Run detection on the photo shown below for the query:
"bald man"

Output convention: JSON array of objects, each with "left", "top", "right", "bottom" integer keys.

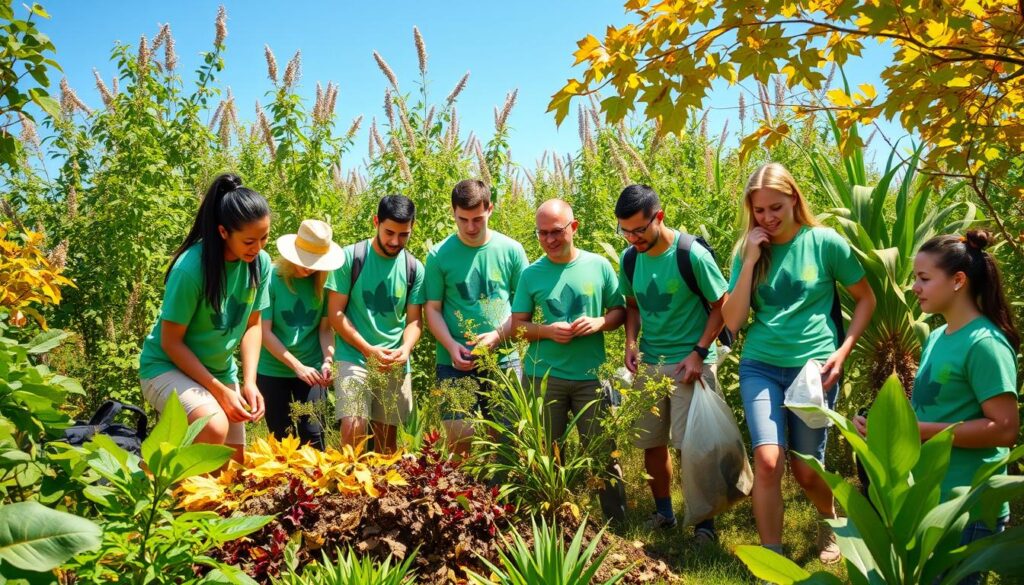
[{"left": 510, "top": 199, "right": 627, "bottom": 523}]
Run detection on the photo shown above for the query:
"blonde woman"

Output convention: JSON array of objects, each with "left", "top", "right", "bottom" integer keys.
[
  {"left": 257, "top": 220, "right": 344, "bottom": 449},
  {"left": 722, "top": 163, "right": 876, "bottom": 562}
]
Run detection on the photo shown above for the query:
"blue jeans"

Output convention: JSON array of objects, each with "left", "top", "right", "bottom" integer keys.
[
  {"left": 949, "top": 515, "right": 1010, "bottom": 585},
  {"left": 738, "top": 358, "right": 839, "bottom": 460},
  {"left": 436, "top": 358, "right": 522, "bottom": 420}
]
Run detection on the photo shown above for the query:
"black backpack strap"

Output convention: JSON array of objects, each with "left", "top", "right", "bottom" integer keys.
[
  {"left": 675, "top": 233, "right": 734, "bottom": 348},
  {"left": 675, "top": 233, "right": 703, "bottom": 301},
  {"left": 830, "top": 284, "right": 846, "bottom": 347},
  {"left": 623, "top": 246, "right": 638, "bottom": 286},
  {"left": 404, "top": 251, "right": 417, "bottom": 309},
  {"left": 350, "top": 239, "right": 369, "bottom": 290},
  {"left": 88, "top": 400, "right": 149, "bottom": 439},
  {"left": 87, "top": 400, "right": 123, "bottom": 426}
]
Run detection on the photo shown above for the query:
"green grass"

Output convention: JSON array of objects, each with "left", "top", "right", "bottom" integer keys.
[{"left": 589, "top": 444, "right": 845, "bottom": 584}]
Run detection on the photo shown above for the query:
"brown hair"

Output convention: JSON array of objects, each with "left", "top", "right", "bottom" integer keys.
[
  {"left": 274, "top": 256, "right": 329, "bottom": 302},
  {"left": 735, "top": 163, "right": 820, "bottom": 291},
  {"left": 918, "top": 229, "right": 1020, "bottom": 351},
  {"left": 451, "top": 179, "right": 491, "bottom": 210}
]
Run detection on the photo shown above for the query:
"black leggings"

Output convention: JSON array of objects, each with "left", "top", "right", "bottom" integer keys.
[{"left": 256, "top": 374, "right": 326, "bottom": 450}]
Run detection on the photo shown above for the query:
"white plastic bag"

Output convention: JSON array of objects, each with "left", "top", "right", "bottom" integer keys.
[
  {"left": 680, "top": 379, "right": 754, "bottom": 526},
  {"left": 783, "top": 359, "right": 831, "bottom": 429}
]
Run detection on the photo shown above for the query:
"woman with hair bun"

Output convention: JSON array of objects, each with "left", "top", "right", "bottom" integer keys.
[
  {"left": 856, "top": 229, "right": 1019, "bottom": 585},
  {"left": 138, "top": 173, "right": 272, "bottom": 462}
]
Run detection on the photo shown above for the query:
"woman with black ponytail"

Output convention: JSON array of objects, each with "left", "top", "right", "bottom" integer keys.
[
  {"left": 139, "top": 173, "right": 272, "bottom": 462},
  {"left": 856, "top": 229, "right": 1019, "bottom": 585}
]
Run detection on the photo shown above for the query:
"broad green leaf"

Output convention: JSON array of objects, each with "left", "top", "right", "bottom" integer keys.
[
  {"left": 205, "top": 515, "right": 274, "bottom": 543},
  {"left": 0, "top": 501, "right": 102, "bottom": 571},
  {"left": 735, "top": 545, "right": 842, "bottom": 584},
  {"left": 167, "top": 443, "right": 233, "bottom": 483},
  {"left": 938, "top": 526, "right": 1024, "bottom": 584},
  {"left": 866, "top": 375, "right": 920, "bottom": 519},
  {"left": 142, "top": 391, "right": 187, "bottom": 463},
  {"left": 24, "top": 330, "right": 70, "bottom": 355},
  {"left": 27, "top": 89, "right": 59, "bottom": 120}
]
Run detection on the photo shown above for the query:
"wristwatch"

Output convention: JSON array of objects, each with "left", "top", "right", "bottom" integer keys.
[{"left": 691, "top": 345, "right": 709, "bottom": 360}]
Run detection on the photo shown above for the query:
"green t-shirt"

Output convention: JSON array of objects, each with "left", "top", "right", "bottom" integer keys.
[
  {"left": 912, "top": 317, "right": 1019, "bottom": 517},
  {"left": 324, "top": 241, "right": 425, "bottom": 370},
  {"left": 511, "top": 250, "right": 624, "bottom": 381},
  {"left": 728, "top": 226, "right": 864, "bottom": 367},
  {"left": 619, "top": 231, "right": 728, "bottom": 365},
  {"left": 139, "top": 244, "right": 272, "bottom": 384},
  {"left": 256, "top": 269, "right": 327, "bottom": 378},
  {"left": 424, "top": 231, "right": 528, "bottom": 366}
]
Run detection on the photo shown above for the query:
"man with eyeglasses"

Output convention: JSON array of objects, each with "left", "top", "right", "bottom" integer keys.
[
  {"left": 615, "top": 184, "right": 730, "bottom": 542},
  {"left": 424, "top": 179, "right": 529, "bottom": 458},
  {"left": 510, "top": 198, "right": 627, "bottom": 522}
]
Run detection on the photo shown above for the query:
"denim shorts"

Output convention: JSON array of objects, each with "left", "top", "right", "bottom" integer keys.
[
  {"left": 436, "top": 358, "right": 522, "bottom": 421},
  {"left": 738, "top": 358, "right": 839, "bottom": 461}
]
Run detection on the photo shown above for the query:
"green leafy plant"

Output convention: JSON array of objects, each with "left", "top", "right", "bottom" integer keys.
[
  {"left": 810, "top": 116, "right": 976, "bottom": 395},
  {"left": 0, "top": 500, "right": 101, "bottom": 576},
  {"left": 466, "top": 516, "right": 629, "bottom": 585},
  {"left": 272, "top": 546, "right": 416, "bottom": 585},
  {"left": 0, "top": 1, "right": 60, "bottom": 173},
  {"left": 64, "top": 392, "right": 273, "bottom": 584},
  {"left": 0, "top": 315, "right": 79, "bottom": 504},
  {"left": 737, "top": 375, "right": 1024, "bottom": 585},
  {"left": 465, "top": 343, "right": 671, "bottom": 518}
]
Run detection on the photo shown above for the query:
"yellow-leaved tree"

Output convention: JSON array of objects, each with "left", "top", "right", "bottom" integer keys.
[{"left": 549, "top": 0, "right": 1024, "bottom": 253}]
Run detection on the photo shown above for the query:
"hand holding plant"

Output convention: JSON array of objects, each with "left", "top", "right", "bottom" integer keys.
[
  {"left": 547, "top": 321, "right": 574, "bottom": 343},
  {"left": 570, "top": 315, "right": 603, "bottom": 337}
]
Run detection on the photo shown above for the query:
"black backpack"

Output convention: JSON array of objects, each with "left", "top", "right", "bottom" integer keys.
[
  {"left": 349, "top": 239, "right": 418, "bottom": 308},
  {"left": 62, "top": 400, "right": 148, "bottom": 456},
  {"left": 622, "top": 232, "right": 735, "bottom": 348}
]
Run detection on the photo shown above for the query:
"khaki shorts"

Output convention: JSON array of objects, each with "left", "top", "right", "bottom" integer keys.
[
  {"left": 333, "top": 361, "right": 413, "bottom": 426},
  {"left": 140, "top": 369, "right": 246, "bottom": 445},
  {"left": 631, "top": 362, "right": 721, "bottom": 450}
]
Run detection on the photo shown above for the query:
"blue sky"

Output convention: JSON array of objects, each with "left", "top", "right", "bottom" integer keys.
[{"left": 35, "top": 1, "right": 907, "bottom": 172}]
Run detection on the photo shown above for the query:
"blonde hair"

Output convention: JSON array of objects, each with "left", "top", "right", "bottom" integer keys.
[
  {"left": 735, "top": 163, "right": 819, "bottom": 291},
  {"left": 274, "top": 256, "right": 329, "bottom": 302}
]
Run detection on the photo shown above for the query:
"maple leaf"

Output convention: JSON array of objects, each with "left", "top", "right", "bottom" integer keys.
[
  {"left": 210, "top": 294, "right": 247, "bottom": 334},
  {"left": 757, "top": 269, "right": 808, "bottom": 311},
  {"left": 362, "top": 280, "right": 400, "bottom": 315},
  {"left": 455, "top": 266, "right": 501, "bottom": 302},
  {"left": 280, "top": 296, "right": 317, "bottom": 328},
  {"left": 635, "top": 279, "right": 672, "bottom": 316},
  {"left": 545, "top": 285, "right": 587, "bottom": 321}
]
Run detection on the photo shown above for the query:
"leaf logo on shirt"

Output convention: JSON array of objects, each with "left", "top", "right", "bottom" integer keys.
[
  {"left": 635, "top": 280, "right": 672, "bottom": 316},
  {"left": 363, "top": 281, "right": 401, "bottom": 316},
  {"left": 456, "top": 266, "right": 502, "bottom": 302},
  {"left": 757, "top": 269, "right": 808, "bottom": 311},
  {"left": 281, "top": 297, "right": 317, "bottom": 328},
  {"left": 546, "top": 285, "right": 587, "bottom": 321},
  {"left": 211, "top": 295, "right": 247, "bottom": 334},
  {"left": 911, "top": 361, "right": 942, "bottom": 410}
]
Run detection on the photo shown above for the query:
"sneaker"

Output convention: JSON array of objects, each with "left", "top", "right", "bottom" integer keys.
[
  {"left": 817, "top": 520, "right": 841, "bottom": 564},
  {"left": 643, "top": 511, "right": 678, "bottom": 530},
  {"left": 693, "top": 519, "right": 718, "bottom": 544}
]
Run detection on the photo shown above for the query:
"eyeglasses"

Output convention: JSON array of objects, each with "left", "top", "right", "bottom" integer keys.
[
  {"left": 535, "top": 223, "right": 572, "bottom": 239},
  {"left": 616, "top": 214, "right": 658, "bottom": 238}
]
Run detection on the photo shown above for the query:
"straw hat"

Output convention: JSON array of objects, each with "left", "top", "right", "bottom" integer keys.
[{"left": 276, "top": 220, "right": 344, "bottom": 271}]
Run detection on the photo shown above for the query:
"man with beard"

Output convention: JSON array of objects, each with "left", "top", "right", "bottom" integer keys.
[
  {"left": 327, "top": 195, "right": 424, "bottom": 453},
  {"left": 510, "top": 199, "right": 627, "bottom": 522},
  {"left": 615, "top": 184, "right": 730, "bottom": 542}
]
